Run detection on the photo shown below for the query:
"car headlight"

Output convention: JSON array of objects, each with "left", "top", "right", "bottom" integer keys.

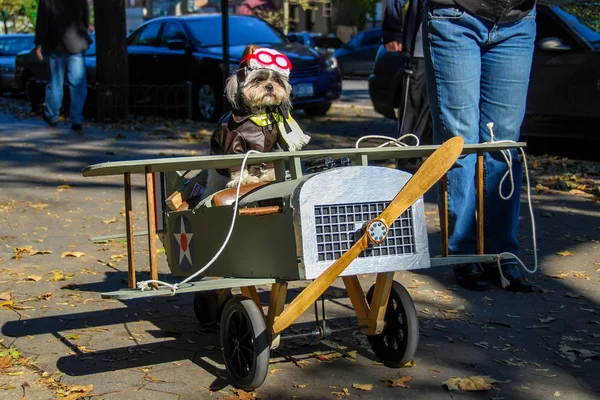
[{"left": 325, "top": 56, "right": 338, "bottom": 70}]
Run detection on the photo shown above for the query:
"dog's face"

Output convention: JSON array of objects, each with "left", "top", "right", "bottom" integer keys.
[{"left": 225, "top": 69, "right": 292, "bottom": 113}]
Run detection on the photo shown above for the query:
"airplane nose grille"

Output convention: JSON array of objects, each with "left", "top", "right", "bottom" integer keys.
[{"left": 314, "top": 201, "right": 416, "bottom": 262}]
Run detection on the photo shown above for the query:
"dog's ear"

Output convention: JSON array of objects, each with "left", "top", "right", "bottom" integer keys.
[
  {"left": 240, "top": 44, "right": 258, "bottom": 69},
  {"left": 225, "top": 74, "right": 239, "bottom": 109}
]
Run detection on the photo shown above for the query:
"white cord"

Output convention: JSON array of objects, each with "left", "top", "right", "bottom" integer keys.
[
  {"left": 137, "top": 150, "right": 262, "bottom": 294},
  {"left": 355, "top": 134, "right": 420, "bottom": 149},
  {"left": 485, "top": 122, "right": 538, "bottom": 287}
]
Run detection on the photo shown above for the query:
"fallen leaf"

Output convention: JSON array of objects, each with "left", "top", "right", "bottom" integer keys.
[
  {"left": 539, "top": 317, "right": 557, "bottom": 323},
  {"left": 443, "top": 376, "right": 500, "bottom": 392},
  {"left": 403, "top": 359, "right": 415, "bottom": 368},
  {"left": 29, "top": 249, "right": 52, "bottom": 256},
  {"left": 0, "top": 355, "right": 14, "bottom": 369},
  {"left": 0, "top": 300, "right": 14, "bottom": 309},
  {"left": 39, "top": 292, "right": 52, "bottom": 300},
  {"left": 556, "top": 250, "right": 573, "bottom": 257},
  {"left": 66, "top": 334, "right": 81, "bottom": 340},
  {"left": 29, "top": 203, "right": 49, "bottom": 210},
  {"left": 144, "top": 375, "right": 166, "bottom": 383},
  {"left": 102, "top": 217, "right": 118, "bottom": 224},
  {"left": 61, "top": 251, "right": 86, "bottom": 258},
  {"left": 352, "top": 383, "right": 373, "bottom": 391},
  {"left": 390, "top": 375, "right": 412, "bottom": 388},
  {"left": 6, "top": 371, "right": 23, "bottom": 376},
  {"left": 0, "top": 292, "right": 11, "bottom": 301},
  {"left": 565, "top": 292, "right": 583, "bottom": 299},
  {"left": 25, "top": 275, "right": 43, "bottom": 282},
  {"left": 548, "top": 272, "right": 569, "bottom": 279},
  {"left": 57, "top": 185, "right": 72, "bottom": 192},
  {"left": 554, "top": 391, "right": 561, "bottom": 397},
  {"left": 294, "top": 384, "right": 307, "bottom": 389}
]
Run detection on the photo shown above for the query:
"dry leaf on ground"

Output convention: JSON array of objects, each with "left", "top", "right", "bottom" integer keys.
[
  {"left": 57, "top": 185, "right": 72, "bottom": 192},
  {"left": 61, "top": 251, "right": 86, "bottom": 258},
  {"left": 0, "top": 292, "right": 11, "bottom": 301},
  {"left": 556, "top": 250, "right": 573, "bottom": 257},
  {"left": 25, "top": 275, "right": 43, "bottom": 282},
  {"left": 29, "top": 249, "right": 52, "bottom": 256},
  {"left": 390, "top": 375, "right": 413, "bottom": 388},
  {"left": 0, "top": 355, "right": 14, "bottom": 369},
  {"left": 443, "top": 376, "right": 500, "bottom": 392},
  {"left": 352, "top": 383, "right": 373, "bottom": 391}
]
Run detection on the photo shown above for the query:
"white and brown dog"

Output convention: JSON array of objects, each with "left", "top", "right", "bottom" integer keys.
[{"left": 209, "top": 44, "right": 310, "bottom": 189}]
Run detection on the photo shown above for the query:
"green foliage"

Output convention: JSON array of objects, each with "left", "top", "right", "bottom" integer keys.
[
  {"left": 0, "top": 0, "right": 37, "bottom": 33},
  {"left": 335, "top": 0, "right": 379, "bottom": 29},
  {"left": 0, "top": 348, "right": 22, "bottom": 360}
]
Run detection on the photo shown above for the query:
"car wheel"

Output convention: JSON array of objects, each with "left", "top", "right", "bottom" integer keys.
[
  {"left": 195, "top": 81, "right": 222, "bottom": 122},
  {"left": 303, "top": 102, "right": 332, "bottom": 117}
]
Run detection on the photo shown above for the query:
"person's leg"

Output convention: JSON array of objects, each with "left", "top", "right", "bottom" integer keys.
[
  {"left": 479, "top": 9, "right": 536, "bottom": 291},
  {"left": 66, "top": 53, "right": 87, "bottom": 128},
  {"left": 44, "top": 52, "right": 67, "bottom": 125},
  {"left": 423, "top": 3, "right": 486, "bottom": 256}
]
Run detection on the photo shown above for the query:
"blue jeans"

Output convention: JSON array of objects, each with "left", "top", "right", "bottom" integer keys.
[
  {"left": 423, "top": 4, "right": 536, "bottom": 257},
  {"left": 45, "top": 52, "right": 87, "bottom": 125}
]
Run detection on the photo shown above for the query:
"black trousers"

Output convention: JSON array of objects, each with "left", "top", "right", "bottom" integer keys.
[{"left": 396, "top": 57, "right": 432, "bottom": 172}]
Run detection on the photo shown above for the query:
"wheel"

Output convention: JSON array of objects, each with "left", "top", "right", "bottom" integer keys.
[
  {"left": 366, "top": 280, "right": 419, "bottom": 367},
  {"left": 303, "top": 101, "right": 332, "bottom": 117},
  {"left": 195, "top": 81, "right": 222, "bottom": 122},
  {"left": 220, "top": 295, "right": 270, "bottom": 390}
]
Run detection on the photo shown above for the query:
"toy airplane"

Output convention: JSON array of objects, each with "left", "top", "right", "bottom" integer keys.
[{"left": 82, "top": 140, "right": 525, "bottom": 390}]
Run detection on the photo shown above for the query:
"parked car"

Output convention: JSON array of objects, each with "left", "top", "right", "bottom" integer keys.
[
  {"left": 0, "top": 33, "right": 35, "bottom": 93},
  {"left": 333, "top": 27, "right": 382, "bottom": 77},
  {"left": 125, "top": 14, "right": 341, "bottom": 120},
  {"left": 18, "top": 15, "right": 342, "bottom": 121},
  {"left": 287, "top": 32, "right": 344, "bottom": 55},
  {"left": 368, "top": 1, "right": 600, "bottom": 139}
]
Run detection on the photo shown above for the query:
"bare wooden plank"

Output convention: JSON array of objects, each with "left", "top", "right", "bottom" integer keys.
[
  {"left": 440, "top": 174, "right": 449, "bottom": 257},
  {"left": 124, "top": 173, "right": 136, "bottom": 289},
  {"left": 266, "top": 283, "right": 288, "bottom": 333},
  {"left": 145, "top": 168, "right": 158, "bottom": 289},
  {"left": 476, "top": 152, "right": 484, "bottom": 255},
  {"left": 366, "top": 272, "right": 393, "bottom": 335},
  {"left": 342, "top": 276, "right": 369, "bottom": 323},
  {"left": 241, "top": 286, "right": 263, "bottom": 314}
]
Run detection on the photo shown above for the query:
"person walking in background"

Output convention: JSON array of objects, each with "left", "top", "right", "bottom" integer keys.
[
  {"left": 34, "top": 0, "right": 92, "bottom": 133},
  {"left": 382, "top": 0, "right": 432, "bottom": 173},
  {"left": 423, "top": 0, "right": 536, "bottom": 291}
]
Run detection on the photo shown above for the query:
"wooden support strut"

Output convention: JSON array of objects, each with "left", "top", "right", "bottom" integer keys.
[
  {"left": 145, "top": 168, "right": 159, "bottom": 289},
  {"left": 124, "top": 173, "right": 136, "bottom": 289},
  {"left": 365, "top": 272, "right": 393, "bottom": 335},
  {"left": 476, "top": 152, "right": 485, "bottom": 254},
  {"left": 440, "top": 174, "right": 449, "bottom": 257},
  {"left": 241, "top": 286, "right": 263, "bottom": 314}
]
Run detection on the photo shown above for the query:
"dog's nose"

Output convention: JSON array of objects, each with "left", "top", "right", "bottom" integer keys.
[{"left": 266, "top": 83, "right": 274, "bottom": 91}]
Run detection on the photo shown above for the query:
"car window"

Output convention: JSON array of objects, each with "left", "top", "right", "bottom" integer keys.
[
  {"left": 186, "top": 16, "right": 288, "bottom": 47},
  {"left": 160, "top": 22, "right": 188, "bottom": 47},
  {"left": 0, "top": 36, "right": 35, "bottom": 55},
  {"left": 130, "top": 22, "right": 162, "bottom": 46},
  {"left": 313, "top": 36, "right": 343, "bottom": 49},
  {"left": 536, "top": 8, "right": 582, "bottom": 51},
  {"left": 553, "top": 3, "right": 600, "bottom": 51},
  {"left": 360, "top": 30, "right": 382, "bottom": 47}
]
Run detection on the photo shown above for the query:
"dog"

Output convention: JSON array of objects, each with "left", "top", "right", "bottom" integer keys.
[{"left": 210, "top": 44, "right": 310, "bottom": 189}]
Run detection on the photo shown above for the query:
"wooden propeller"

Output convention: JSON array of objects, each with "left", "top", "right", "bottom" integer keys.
[{"left": 271, "top": 137, "right": 465, "bottom": 334}]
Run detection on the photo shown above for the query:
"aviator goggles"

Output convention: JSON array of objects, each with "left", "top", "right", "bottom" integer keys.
[{"left": 240, "top": 51, "right": 292, "bottom": 71}]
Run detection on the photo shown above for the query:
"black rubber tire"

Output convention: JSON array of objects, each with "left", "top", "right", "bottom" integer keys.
[
  {"left": 303, "top": 101, "right": 332, "bottom": 117},
  {"left": 220, "top": 295, "right": 270, "bottom": 390},
  {"left": 366, "top": 280, "right": 419, "bottom": 367}
]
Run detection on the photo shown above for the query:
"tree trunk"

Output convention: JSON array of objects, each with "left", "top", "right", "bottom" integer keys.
[
  {"left": 1, "top": 12, "right": 9, "bottom": 34},
  {"left": 93, "top": 0, "right": 129, "bottom": 120}
]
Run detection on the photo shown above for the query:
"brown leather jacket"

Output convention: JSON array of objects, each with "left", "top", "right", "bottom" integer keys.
[{"left": 210, "top": 111, "right": 284, "bottom": 176}]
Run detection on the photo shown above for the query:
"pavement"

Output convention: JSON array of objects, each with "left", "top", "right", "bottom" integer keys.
[{"left": 0, "top": 83, "right": 599, "bottom": 400}]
